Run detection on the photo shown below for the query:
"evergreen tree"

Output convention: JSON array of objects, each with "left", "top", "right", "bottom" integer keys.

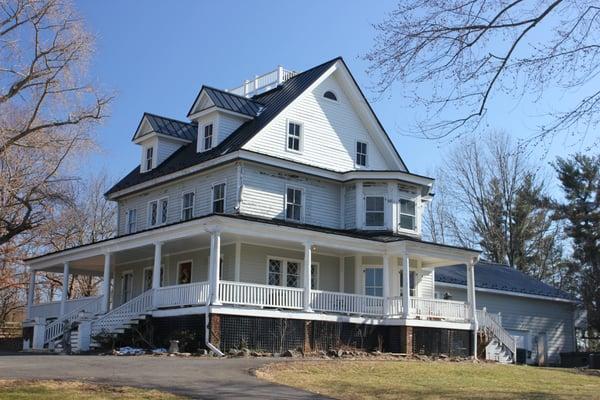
[{"left": 553, "top": 154, "right": 600, "bottom": 332}]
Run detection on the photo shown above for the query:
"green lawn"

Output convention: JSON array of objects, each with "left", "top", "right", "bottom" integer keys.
[
  {"left": 257, "top": 360, "right": 600, "bottom": 400},
  {"left": 0, "top": 380, "right": 184, "bottom": 399}
]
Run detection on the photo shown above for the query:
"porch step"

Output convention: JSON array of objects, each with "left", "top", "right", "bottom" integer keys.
[{"left": 70, "top": 331, "right": 80, "bottom": 354}]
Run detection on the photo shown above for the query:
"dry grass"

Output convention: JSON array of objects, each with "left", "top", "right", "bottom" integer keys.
[
  {"left": 256, "top": 360, "right": 600, "bottom": 400},
  {"left": 0, "top": 379, "right": 184, "bottom": 399}
]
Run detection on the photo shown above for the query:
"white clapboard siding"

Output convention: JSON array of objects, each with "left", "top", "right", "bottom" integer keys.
[
  {"left": 416, "top": 269, "right": 434, "bottom": 299},
  {"left": 195, "top": 111, "right": 247, "bottom": 150},
  {"left": 117, "top": 165, "right": 237, "bottom": 235},
  {"left": 242, "top": 74, "right": 391, "bottom": 172},
  {"left": 344, "top": 184, "right": 356, "bottom": 229},
  {"left": 440, "top": 286, "right": 576, "bottom": 364},
  {"left": 156, "top": 137, "right": 184, "bottom": 165},
  {"left": 240, "top": 164, "right": 341, "bottom": 228}
]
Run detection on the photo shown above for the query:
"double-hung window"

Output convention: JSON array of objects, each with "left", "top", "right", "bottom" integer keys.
[
  {"left": 148, "top": 198, "right": 168, "bottom": 227},
  {"left": 365, "top": 268, "right": 383, "bottom": 297},
  {"left": 204, "top": 123, "right": 213, "bottom": 150},
  {"left": 145, "top": 147, "right": 154, "bottom": 171},
  {"left": 399, "top": 199, "right": 416, "bottom": 230},
  {"left": 126, "top": 209, "right": 137, "bottom": 234},
  {"left": 356, "top": 141, "right": 367, "bottom": 167},
  {"left": 285, "top": 187, "right": 303, "bottom": 222},
  {"left": 287, "top": 122, "right": 301, "bottom": 152},
  {"left": 365, "top": 196, "right": 385, "bottom": 227},
  {"left": 212, "top": 183, "right": 226, "bottom": 213},
  {"left": 182, "top": 192, "right": 194, "bottom": 221}
]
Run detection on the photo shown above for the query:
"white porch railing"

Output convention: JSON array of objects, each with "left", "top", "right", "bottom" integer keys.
[
  {"left": 477, "top": 308, "right": 517, "bottom": 359},
  {"left": 44, "top": 296, "right": 103, "bottom": 345},
  {"left": 219, "top": 280, "right": 304, "bottom": 309},
  {"left": 30, "top": 297, "right": 99, "bottom": 321},
  {"left": 410, "top": 298, "right": 469, "bottom": 321},
  {"left": 155, "top": 282, "right": 210, "bottom": 308},
  {"left": 311, "top": 290, "right": 384, "bottom": 316},
  {"left": 388, "top": 296, "right": 404, "bottom": 316},
  {"left": 228, "top": 67, "right": 297, "bottom": 97},
  {"left": 91, "top": 290, "right": 154, "bottom": 335}
]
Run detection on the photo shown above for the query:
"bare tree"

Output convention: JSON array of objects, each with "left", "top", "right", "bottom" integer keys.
[
  {"left": 365, "top": 0, "right": 600, "bottom": 145},
  {"left": 0, "top": 0, "right": 111, "bottom": 247}
]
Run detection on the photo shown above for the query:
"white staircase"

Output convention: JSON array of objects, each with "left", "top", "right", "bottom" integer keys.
[
  {"left": 477, "top": 309, "right": 516, "bottom": 364},
  {"left": 43, "top": 296, "right": 103, "bottom": 348},
  {"left": 91, "top": 289, "right": 154, "bottom": 338}
]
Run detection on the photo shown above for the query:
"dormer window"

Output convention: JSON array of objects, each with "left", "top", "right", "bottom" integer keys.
[
  {"left": 203, "top": 123, "right": 213, "bottom": 150},
  {"left": 145, "top": 147, "right": 154, "bottom": 171},
  {"left": 323, "top": 91, "right": 337, "bottom": 101}
]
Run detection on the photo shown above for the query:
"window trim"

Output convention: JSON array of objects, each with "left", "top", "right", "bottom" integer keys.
[
  {"left": 364, "top": 195, "right": 386, "bottom": 229},
  {"left": 181, "top": 190, "right": 195, "bottom": 221},
  {"left": 265, "top": 256, "right": 317, "bottom": 288},
  {"left": 323, "top": 90, "right": 338, "bottom": 102},
  {"left": 284, "top": 185, "right": 304, "bottom": 223},
  {"left": 211, "top": 181, "right": 227, "bottom": 214},
  {"left": 355, "top": 140, "right": 368, "bottom": 168},
  {"left": 285, "top": 119, "right": 303, "bottom": 154},
  {"left": 177, "top": 259, "right": 193, "bottom": 285},
  {"left": 148, "top": 196, "right": 169, "bottom": 227},
  {"left": 397, "top": 194, "right": 418, "bottom": 233},
  {"left": 202, "top": 121, "right": 214, "bottom": 151},
  {"left": 363, "top": 266, "right": 384, "bottom": 297},
  {"left": 126, "top": 209, "right": 137, "bottom": 234},
  {"left": 144, "top": 146, "right": 154, "bottom": 172}
]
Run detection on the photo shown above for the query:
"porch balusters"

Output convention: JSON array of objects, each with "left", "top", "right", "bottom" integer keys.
[
  {"left": 402, "top": 255, "right": 410, "bottom": 318},
  {"left": 303, "top": 241, "right": 312, "bottom": 312},
  {"left": 151, "top": 242, "right": 163, "bottom": 308},
  {"left": 101, "top": 252, "right": 112, "bottom": 313},
  {"left": 59, "top": 261, "right": 70, "bottom": 316},
  {"left": 27, "top": 269, "right": 35, "bottom": 320},
  {"left": 209, "top": 231, "right": 222, "bottom": 305}
]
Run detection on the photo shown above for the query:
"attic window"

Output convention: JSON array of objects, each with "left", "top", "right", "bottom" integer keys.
[
  {"left": 145, "top": 147, "right": 154, "bottom": 171},
  {"left": 323, "top": 91, "right": 337, "bottom": 101},
  {"left": 203, "top": 123, "right": 213, "bottom": 150}
]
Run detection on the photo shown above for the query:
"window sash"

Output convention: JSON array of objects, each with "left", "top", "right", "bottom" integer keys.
[
  {"left": 212, "top": 183, "right": 225, "bottom": 213},
  {"left": 178, "top": 262, "right": 192, "bottom": 285},
  {"left": 356, "top": 142, "right": 367, "bottom": 166},
  {"left": 365, "top": 268, "right": 383, "bottom": 297},
  {"left": 146, "top": 147, "right": 153, "bottom": 170},
  {"left": 285, "top": 188, "right": 302, "bottom": 221},
  {"left": 287, "top": 122, "right": 301, "bottom": 151},
  {"left": 182, "top": 192, "right": 194, "bottom": 221},
  {"left": 204, "top": 124, "right": 213, "bottom": 150},
  {"left": 149, "top": 201, "right": 158, "bottom": 226},
  {"left": 286, "top": 262, "right": 300, "bottom": 288},
  {"left": 268, "top": 259, "right": 282, "bottom": 286},
  {"left": 160, "top": 199, "right": 168, "bottom": 224},
  {"left": 127, "top": 209, "right": 137, "bottom": 234},
  {"left": 365, "top": 196, "right": 385, "bottom": 227},
  {"left": 399, "top": 199, "right": 416, "bottom": 230}
]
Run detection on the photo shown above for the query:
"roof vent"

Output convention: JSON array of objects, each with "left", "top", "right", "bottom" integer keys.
[{"left": 227, "top": 66, "right": 296, "bottom": 98}]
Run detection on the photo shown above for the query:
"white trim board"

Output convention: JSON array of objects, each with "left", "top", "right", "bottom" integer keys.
[{"left": 436, "top": 282, "right": 578, "bottom": 304}]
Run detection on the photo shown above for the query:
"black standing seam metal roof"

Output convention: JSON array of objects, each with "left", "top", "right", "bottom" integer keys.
[
  {"left": 197, "top": 86, "right": 264, "bottom": 117},
  {"left": 106, "top": 57, "right": 341, "bottom": 196},
  {"left": 133, "top": 113, "right": 197, "bottom": 142},
  {"left": 435, "top": 261, "right": 576, "bottom": 301}
]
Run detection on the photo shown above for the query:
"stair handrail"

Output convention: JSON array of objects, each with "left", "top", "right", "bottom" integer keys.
[
  {"left": 44, "top": 295, "right": 103, "bottom": 345},
  {"left": 91, "top": 289, "right": 154, "bottom": 335},
  {"left": 477, "top": 308, "right": 517, "bottom": 361}
]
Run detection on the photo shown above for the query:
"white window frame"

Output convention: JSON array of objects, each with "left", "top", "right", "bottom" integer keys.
[
  {"left": 126, "top": 209, "right": 137, "bottom": 234},
  {"left": 181, "top": 190, "right": 195, "bottom": 221},
  {"left": 202, "top": 121, "right": 214, "bottom": 151},
  {"left": 121, "top": 270, "right": 134, "bottom": 303},
  {"left": 364, "top": 266, "right": 383, "bottom": 297},
  {"left": 211, "top": 181, "right": 226, "bottom": 214},
  {"left": 364, "top": 195, "right": 386, "bottom": 229},
  {"left": 144, "top": 146, "right": 154, "bottom": 172},
  {"left": 397, "top": 194, "right": 418, "bottom": 234},
  {"left": 284, "top": 185, "right": 304, "bottom": 222},
  {"left": 177, "top": 259, "right": 193, "bottom": 285},
  {"left": 266, "top": 256, "right": 316, "bottom": 289},
  {"left": 285, "top": 119, "right": 303, "bottom": 154},
  {"left": 148, "top": 196, "right": 169, "bottom": 227},
  {"left": 322, "top": 90, "right": 338, "bottom": 103},
  {"left": 355, "top": 140, "right": 368, "bottom": 168}
]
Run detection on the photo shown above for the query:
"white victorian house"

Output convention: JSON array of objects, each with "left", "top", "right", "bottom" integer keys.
[{"left": 23, "top": 57, "right": 518, "bottom": 360}]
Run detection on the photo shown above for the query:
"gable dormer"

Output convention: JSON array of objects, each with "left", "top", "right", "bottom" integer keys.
[
  {"left": 187, "top": 86, "right": 263, "bottom": 152},
  {"left": 132, "top": 113, "right": 195, "bottom": 173}
]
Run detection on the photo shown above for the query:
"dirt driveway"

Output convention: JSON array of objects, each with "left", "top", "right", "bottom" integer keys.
[{"left": 0, "top": 353, "right": 328, "bottom": 399}]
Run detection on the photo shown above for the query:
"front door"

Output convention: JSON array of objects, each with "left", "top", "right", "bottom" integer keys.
[
  {"left": 364, "top": 267, "right": 383, "bottom": 297},
  {"left": 122, "top": 271, "right": 134, "bottom": 303}
]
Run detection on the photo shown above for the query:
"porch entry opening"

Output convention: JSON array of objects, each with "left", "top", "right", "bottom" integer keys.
[
  {"left": 122, "top": 271, "right": 134, "bottom": 303},
  {"left": 364, "top": 267, "right": 383, "bottom": 297}
]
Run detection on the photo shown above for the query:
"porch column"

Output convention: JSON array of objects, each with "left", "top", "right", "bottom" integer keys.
[
  {"left": 101, "top": 252, "right": 112, "bottom": 313},
  {"left": 466, "top": 258, "right": 478, "bottom": 357},
  {"left": 59, "top": 261, "right": 70, "bottom": 316},
  {"left": 402, "top": 255, "right": 410, "bottom": 318},
  {"left": 209, "top": 231, "right": 222, "bottom": 305},
  {"left": 26, "top": 269, "right": 35, "bottom": 320},
  {"left": 152, "top": 242, "right": 163, "bottom": 307},
  {"left": 382, "top": 254, "right": 391, "bottom": 315},
  {"left": 303, "top": 241, "right": 312, "bottom": 312},
  {"left": 338, "top": 256, "right": 344, "bottom": 293}
]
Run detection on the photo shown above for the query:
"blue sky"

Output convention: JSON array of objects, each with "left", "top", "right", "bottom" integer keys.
[{"left": 77, "top": 1, "right": 596, "bottom": 188}]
